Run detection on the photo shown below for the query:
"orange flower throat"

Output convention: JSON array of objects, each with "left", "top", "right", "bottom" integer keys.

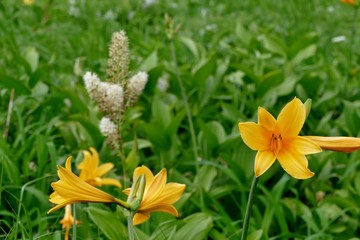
[{"left": 270, "top": 129, "right": 282, "bottom": 155}]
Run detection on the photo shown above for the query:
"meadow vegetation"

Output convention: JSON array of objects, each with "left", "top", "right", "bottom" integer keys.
[{"left": 1, "top": 0, "right": 360, "bottom": 239}]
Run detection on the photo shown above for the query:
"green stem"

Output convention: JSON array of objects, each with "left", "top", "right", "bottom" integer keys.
[
  {"left": 115, "top": 116, "right": 126, "bottom": 188},
  {"left": 118, "top": 149, "right": 127, "bottom": 188},
  {"left": 169, "top": 40, "right": 199, "bottom": 165},
  {"left": 15, "top": 175, "right": 50, "bottom": 238},
  {"left": 115, "top": 197, "right": 131, "bottom": 210},
  {"left": 128, "top": 211, "right": 135, "bottom": 240},
  {"left": 169, "top": 39, "right": 204, "bottom": 209},
  {"left": 241, "top": 175, "right": 259, "bottom": 240},
  {"left": 72, "top": 204, "right": 77, "bottom": 240},
  {"left": 349, "top": 6, "right": 358, "bottom": 68}
]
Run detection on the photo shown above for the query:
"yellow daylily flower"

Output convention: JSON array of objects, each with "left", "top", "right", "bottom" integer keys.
[
  {"left": 124, "top": 166, "right": 186, "bottom": 225},
  {"left": 341, "top": 0, "right": 356, "bottom": 6},
  {"left": 78, "top": 147, "right": 121, "bottom": 188},
  {"left": 60, "top": 205, "right": 79, "bottom": 240},
  {"left": 48, "top": 157, "right": 128, "bottom": 213},
  {"left": 238, "top": 97, "right": 322, "bottom": 179},
  {"left": 304, "top": 136, "right": 360, "bottom": 153},
  {"left": 23, "top": 0, "right": 35, "bottom": 5}
]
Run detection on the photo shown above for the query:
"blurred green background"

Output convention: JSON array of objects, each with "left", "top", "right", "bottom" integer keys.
[{"left": 1, "top": 0, "right": 360, "bottom": 239}]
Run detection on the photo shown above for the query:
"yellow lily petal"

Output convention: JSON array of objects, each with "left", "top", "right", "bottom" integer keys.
[
  {"left": 94, "top": 163, "right": 114, "bottom": 177},
  {"left": 143, "top": 183, "right": 186, "bottom": 209},
  {"left": 304, "top": 136, "right": 360, "bottom": 153},
  {"left": 142, "top": 204, "right": 179, "bottom": 216},
  {"left": 133, "top": 212, "right": 150, "bottom": 225},
  {"left": 48, "top": 164, "right": 118, "bottom": 213},
  {"left": 254, "top": 150, "right": 276, "bottom": 177},
  {"left": 89, "top": 147, "right": 100, "bottom": 161},
  {"left": 60, "top": 204, "right": 79, "bottom": 240},
  {"left": 78, "top": 150, "right": 97, "bottom": 172},
  {"left": 100, "top": 178, "right": 122, "bottom": 188},
  {"left": 277, "top": 148, "right": 314, "bottom": 179},
  {"left": 49, "top": 200, "right": 75, "bottom": 214},
  {"left": 52, "top": 168, "right": 115, "bottom": 202},
  {"left": 239, "top": 123, "right": 272, "bottom": 151},
  {"left": 155, "top": 183, "right": 186, "bottom": 204},
  {"left": 258, "top": 107, "right": 276, "bottom": 130},
  {"left": 127, "top": 166, "right": 185, "bottom": 225},
  {"left": 141, "top": 169, "right": 167, "bottom": 206},
  {"left": 133, "top": 165, "right": 154, "bottom": 190},
  {"left": 77, "top": 148, "right": 121, "bottom": 188},
  {"left": 277, "top": 98, "right": 306, "bottom": 138},
  {"left": 341, "top": 0, "right": 356, "bottom": 6},
  {"left": 49, "top": 192, "right": 64, "bottom": 204},
  {"left": 289, "top": 137, "right": 322, "bottom": 155},
  {"left": 65, "top": 157, "right": 72, "bottom": 171},
  {"left": 123, "top": 188, "right": 131, "bottom": 195}
]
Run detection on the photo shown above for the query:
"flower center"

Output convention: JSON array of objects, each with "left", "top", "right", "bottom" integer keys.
[{"left": 270, "top": 133, "right": 282, "bottom": 155}]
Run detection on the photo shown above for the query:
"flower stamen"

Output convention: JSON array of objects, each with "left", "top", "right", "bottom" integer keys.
[{"left": 270, "top": 133, "right": 282, "bottom": 155}]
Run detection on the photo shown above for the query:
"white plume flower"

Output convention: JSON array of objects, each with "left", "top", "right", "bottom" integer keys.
[
  {"left": 105, "top": 84, "right": 124, "bottom": 113},
  {"left": 99, "top": 117, "right": 118, "bottom": 137},
  {"left": 128, "top": 72, "right": 148, "bottom": 93},
  {"left": 126, "top": 71, "right": 148, "bottom": 107},
  {"left": 128, "top": 71, "right": 147, "bottom": 94},
  {"left": 83, "top": 72, "right": 100, "bottom": 94}
]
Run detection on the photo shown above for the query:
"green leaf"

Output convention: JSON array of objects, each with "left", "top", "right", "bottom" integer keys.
[
  {"left": 59, "top": 88, "right": 89, "bottom": 114},
  {"left": 173, "top": 213, "right": 213, "bottom": 240},
  {"left": 140, "top": 50, "right": 158, "bottom": 72},
  {"left": 206, "top": 121, "right": 226, "bottom": 144},
  {"left": 125, "top": 138, "right": 139, "bottom": 172},
  {"left": 192, "top": 56, "right": 216, "bottom": 88},
  {"left": 167, "top": 108, "right": 186, "bottom": 137},
  {"left": 180, "top": 36, "right": 199, "bottom": 60},
  {"left": 0, "top": 75, "right": 31, "bottom": 94},
  {"left": 70, "top": 115, "right": 103, "bottom": 148},
  {"left": 248, "top": 229, "right": 263, "bottom": 240},
  {"left": 289, "top": 32, "right": 318, "bottom": 58},
  {"left": 24, "top": 186, "right": 50, "bottom": 210},
  {"left": 354, "top": 172, "right": 360, "bottom": 195},
  {"left": 194, "top": 165, "right": 217, "bottom": 192},
  {"left": 337, "top": 100, "right": 360, "bottom": 135},
  {"left": 149, "top": 220, "right": 177, "bottom": 240},
  {"left": 24, "top": 47, "right": 39, "bottom": 73},
  {"left": 261, "top": 35, "right": 287, "bottom": 57},
  {"left": 263, "top": 75, "right": 299, "bottom": 103},
  {"left": 0, "top": 151, "right": 20, "bottom": 185},
  {"left": 142, "top": 123, "right": 171, "bottom": 151},
  {"left": 86, "top": 207, "right": 127, "bottom": 240},
  {"left": 152, "top": 96, "right": 171, "bottom": 127},
  {"left": 199, "top": 59, "right": 227, "bottom": 108},
  {"left": 235, "top": 22, "right": 251, "bottom": 46},
  {"left": 290, "top": 44, "right": 316, "bottom": 66}
]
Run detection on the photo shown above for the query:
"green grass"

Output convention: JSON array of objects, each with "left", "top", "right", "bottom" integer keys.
[{"left": 1, "top": 0, "right": 360, "bottom": 239}]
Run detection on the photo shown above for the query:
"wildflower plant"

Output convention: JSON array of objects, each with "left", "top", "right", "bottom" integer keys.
[
  {"left": 239, "top": 98, "right": 322, "bottom": 179},
  {"left": 123, "top": 166, "right": 186, "bottom": 225},
  {"left": 49, "top": 157, "right": 185, "bottom": 239},
  {"left": 83, "top": 30, "right": 148, "bottom": 164},
  {"left": 341, "top": 0, "right": 357, "bottom": 6},
  {"left": 238, "top": 97, "right": 360, "bottom": 239},
  {"left": 48, "top": 30, "right": 185, "bottom": 240}
]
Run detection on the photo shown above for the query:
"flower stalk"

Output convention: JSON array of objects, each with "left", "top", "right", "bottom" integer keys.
[
  {"left": 72, "top": 205, "right": 77, "bottom": 240},
  {"left": 349, "top": 6, "right": 359, "bottom": 67},
  {"left": 128, "top": 211, "right": 136, "bottom": 240},
  {"left": 241, "top": 175, "right": 259, "bottom": 240}
]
